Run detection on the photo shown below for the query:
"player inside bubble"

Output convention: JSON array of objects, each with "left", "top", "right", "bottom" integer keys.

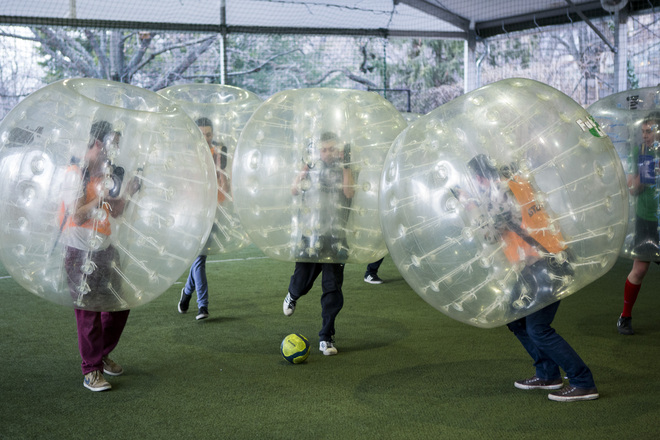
[
  {"left": 0, "top": 78, "right": 219, "bottom": 313},
  {"left": 58, "top": 120, "right": 141, "bottom": 310},
  {"left": 291, "top": 131, "right": 355, "bottom": 261},
  {"left": 462, "top": 154, "right": 574, "bottom": 313},
  {"left": 628, "top": 111, "right": 660, "bottom": 258}
]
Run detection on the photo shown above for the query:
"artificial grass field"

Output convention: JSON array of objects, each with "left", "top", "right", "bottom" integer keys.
[{"left": 1, "top": 245, "right": 659, "bottom": 439}]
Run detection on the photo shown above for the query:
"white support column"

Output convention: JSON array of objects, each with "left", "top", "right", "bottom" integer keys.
[
  {"left": 219, "top": 34, "right": 227, "bottom": 85},
  {"left": 464, "top": 25, "right": 477, "bottom": 93},
  {"left": 613, "top": 8, "right": 628, "bottom": 93},
  {"left": 219, "top": 0, "right": 228, "bottom": 85}
]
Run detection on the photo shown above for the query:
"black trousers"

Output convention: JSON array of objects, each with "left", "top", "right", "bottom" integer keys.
[
  {"left": 365, "top": 257, "right": 384, "bottom": 276},
  {"left": 288, "top": 262, "right": 344, "bottom": 341}
]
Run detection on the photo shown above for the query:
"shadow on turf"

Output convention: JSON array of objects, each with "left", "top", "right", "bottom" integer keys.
[{"left": 353, "top": 359, "right": 660, "bottom": 432}]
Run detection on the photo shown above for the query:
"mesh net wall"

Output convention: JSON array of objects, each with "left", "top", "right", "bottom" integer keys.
[
  {"left": 477, "top": 11, "right": 660, "bottom": 106},
  {"left": 0, "top": 1, "right": 659, "bottom": 119}
]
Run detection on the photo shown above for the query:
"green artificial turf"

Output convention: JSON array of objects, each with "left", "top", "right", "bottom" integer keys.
[{"left": 1, "top": 246, "right": 659, "bottom": 439}]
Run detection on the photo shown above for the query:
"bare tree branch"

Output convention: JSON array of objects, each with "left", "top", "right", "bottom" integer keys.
[
  {"left": 58, "top": 28, "right": 102, "bottom": 76},
  {"left": 228, "top": 48, "right": 304, "bottom": 76},
  {"left": 133, "top": 34, "right": 216, "bottom": 73},
  {"left": 302, "top": 68, "right": 379, "bottom": 88},
  {"left": 29, "top": 31, "right": 90, "bottom": 78},
  {"left": 109, "top": 30, "right": 126, "bottom": 81},
  {"left": 0, "top": 31, "right": 39, "bottom": 42},
  {"left": 344, "top": 70, "right": 379, "bottom": 88},
  {"left": 84, "top": 29, "right": 111, "bottom": 78},
  {"left": 303, "top": 69, "right": 343, "bottom": 85},
  {"left": 123, "top": 32, "right": 154, "bottom": 82},
  {"left": 31, "top": 27, "right": 100, "bottom": 78},
  {"left": 149, "top": 35, "right": 217, "bottom": 90}
]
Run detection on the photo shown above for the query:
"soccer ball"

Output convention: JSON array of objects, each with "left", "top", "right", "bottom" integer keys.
[{"left": 280, "top": 333, "right": 310, "bottom": 364}]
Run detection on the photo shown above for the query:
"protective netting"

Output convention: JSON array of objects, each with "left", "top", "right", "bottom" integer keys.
[{"left": 0, "top": 1, "right": 659, "bottom": 118}]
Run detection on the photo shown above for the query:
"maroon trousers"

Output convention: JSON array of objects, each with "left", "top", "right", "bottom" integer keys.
[
  {"left": 66, "top": 245, "right": 130, "bottom": 374},
  {"left": 75, "top": 309, "right": 130, "bottom": 374}
]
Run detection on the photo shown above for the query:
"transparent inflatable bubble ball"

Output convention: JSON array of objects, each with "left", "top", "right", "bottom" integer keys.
[
  {"left": 159, "top": 84, "right": 263, "bottom": 255},
  {"left": 233, "top": 87, "right": 407, "bottom": 264},
  {"left": 588, "top": 86, "right": 660, "bottom": 262},
  {"left": 0, "top": 78, "right": 217, "bottom": 311},
  {"left": 380, "top": 78, "right": 628, "bottom": 328}
]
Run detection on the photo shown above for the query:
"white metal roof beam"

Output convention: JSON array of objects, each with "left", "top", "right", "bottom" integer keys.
[
  {"left": 0, "top": 16, "right": 466, "bottom": 39},
  {"left": 475, "top": 0, "right": 604, "bottom": 37},
  {"left": 565, "top": 0, "right": 616, "bottom": 52},
  {"left": 396, "top": 0, "right": 471, "bottom": 32}
]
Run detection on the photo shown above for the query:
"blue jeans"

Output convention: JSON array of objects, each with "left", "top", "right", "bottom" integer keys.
[
  {"left": 184, "top": 255, "right": 208, "bottom": 308},
  {"left": 507, "top": 301, "right": 596, "bottom": 389}
]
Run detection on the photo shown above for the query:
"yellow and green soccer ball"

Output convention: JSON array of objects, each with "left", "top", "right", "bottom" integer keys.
[{"left": 280, "top": 333, "right": 310, "bottom": 364}]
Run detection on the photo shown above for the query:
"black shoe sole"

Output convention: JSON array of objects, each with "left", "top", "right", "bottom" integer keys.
[{"left": 515, "top": 382, "right": 563, "bottom": 390}]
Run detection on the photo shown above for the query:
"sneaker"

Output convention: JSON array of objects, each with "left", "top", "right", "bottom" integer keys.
[
  {"left": 364, "top": 274, "right": 383, "bottom": 284},
  {"left": 83, "top": 370, "right": 111, "bottom": 392},
  {"left": 617, "top": 315, "right": 634, "bottom": 335},
  {"left": 514, "top": 375, "right": 563, "bottom": 390},
  {"left": 102, "top": 356, "right": 123, "bottom": 376},
  {"left": 196, "top": 306, "right": 209, "bottom": 320},
  {"left": 178, "top": 288, "right": 191, "bottom": 314},
  {"left": 283, "top": 292, "right": 296, "bottom": 316},
  {"left": 548, "top": 385, "right": 599, "bottom": 402},
  {"left": 319, "top": 340, "right": 338, "bottom": 356}
]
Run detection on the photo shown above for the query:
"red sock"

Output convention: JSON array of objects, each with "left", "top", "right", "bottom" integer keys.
[{"left": 622, "top": 279, "right": 641, "bottom": 318}]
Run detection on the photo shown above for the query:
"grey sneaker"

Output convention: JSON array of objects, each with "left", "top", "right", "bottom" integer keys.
[
  {"left": 102, "top": 356, "right": 123, "bottom": 376},
  {"left": 283, "top": 292, "right": 296, "bottom": 316},
  {"left": 548, "top": 385, "right": 599, "bottom": 402},
  {"left": 83, "top": 370, "right": 111, "bottom": 392},
  {"left": 196, "top": 306, "right": 209, "bottom": 320},
  {"left": 319, "top": 340, "right": 338, "bottom": 356},
  {"left": 178, "top": 288, "right": 191, "bottom": 314},
  {"left": 514, "top": 375, "right": 563, "bottom": 390},
  {"left": 617, "top": 316, "right": 634, "bottom": 335},
  {"left": 364, "top": 274, "right": 383, "bottom": 284}
]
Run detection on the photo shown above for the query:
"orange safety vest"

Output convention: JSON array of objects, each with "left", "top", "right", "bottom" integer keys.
[
  {"left": 59, "top": 165, "right": 112, "bottom": 236},
  {"left": 501, "top": 175, "right": 566, "bottom": 263}
]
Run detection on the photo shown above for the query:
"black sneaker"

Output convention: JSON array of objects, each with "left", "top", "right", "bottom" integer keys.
[
  {"left": 548, "top": 385, "right": 599, "bottom": 402},
  {"left": 364, "top": 274, "right": 383, "bottom": 284},
  {"left": 514, "top": 375, "right": 563, "bottom": 390},
  {"left": 196, "top": 306, "right": 209, "bottom": 320},
  {"left": 178, "top": 288, "right": 191, "bottom": 314},
  {"left": 617, "top": 316, "right": 634, "bottom": 335}
]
